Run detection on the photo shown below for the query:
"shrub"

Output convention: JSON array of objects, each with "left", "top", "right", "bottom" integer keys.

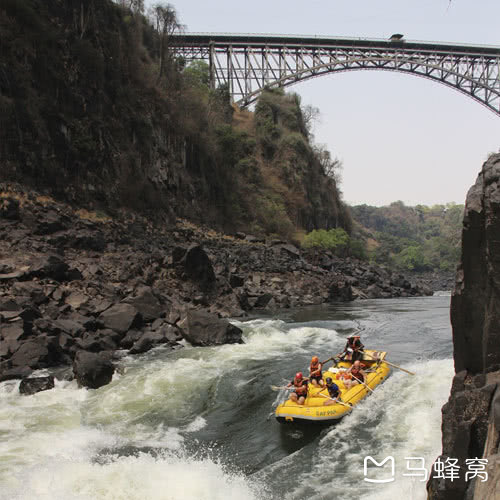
[{"left": 302, "top": 228, "right": 350, "bottom": 256}]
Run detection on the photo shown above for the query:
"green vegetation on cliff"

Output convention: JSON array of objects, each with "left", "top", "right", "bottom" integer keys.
[
  {"left": 0, "top": 0, "right": 350, "bottom": 239},
  {"left": 350, "top": 201, "right": 463, "bottom": 272}
]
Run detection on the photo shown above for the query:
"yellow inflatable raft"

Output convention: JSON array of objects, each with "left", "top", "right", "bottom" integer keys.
[{"left": 275, "top": 350, "right": 390, "bottom": 424}]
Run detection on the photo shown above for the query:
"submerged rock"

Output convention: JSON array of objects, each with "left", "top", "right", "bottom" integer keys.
[
  {"left": 178, "top": 310, "right": 243, "bottom": 347},
  {"left": 19, "top": 375, "right": 55, "bottom": 395},
  {"left": 72, "top": 351, "right": 114, "bottom": 389}
]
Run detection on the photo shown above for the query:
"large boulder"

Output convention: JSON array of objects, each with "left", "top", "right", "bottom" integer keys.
[
  {"left": 0, "top": 322, "right": 27, "bottom": 359},
  {"left": 19, "top": 375, "right": 55, "bottom": 395},
  {"left": 179, "top": 310, "right": 243, "bottom": 347},
  {"left": 28, "top": 255, "right": 70, "bottom": 282},
  {"left": 122, "top": 286, "right": 164, "bottom": 322},
  {"left": 98, "top": 303, "right": 141, "bottom": 334},
  {"left": 183, "top": 245, "right": 216, "bottom": 291},
  {"left": 9, "top": 335, "right": 61, "bottom": 369},
  {"left": 72, "top": 351, "right": 114, "bottom": 389},
  {"left": 0, "top": 196, "right": 20, "bottom": 220}
]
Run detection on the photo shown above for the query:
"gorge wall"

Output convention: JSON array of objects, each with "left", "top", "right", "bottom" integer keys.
[
  {"left": 427, "top": 153, "right": 500, "bottom": 499},
  {"left": 0, "top": 0, "right": 349, "bottom": 238}
]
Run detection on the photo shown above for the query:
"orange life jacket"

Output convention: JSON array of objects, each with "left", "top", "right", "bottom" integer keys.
[
  {"left": 309, "top": 361, "right": 322, "bottom": 378},
  {"left": 293, "top": 379, "right": 308, "bottom": 396}
]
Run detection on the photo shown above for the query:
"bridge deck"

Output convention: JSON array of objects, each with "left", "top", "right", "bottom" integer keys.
[{"left": 173, "top": 33, "right": 500, "bottom": 57}]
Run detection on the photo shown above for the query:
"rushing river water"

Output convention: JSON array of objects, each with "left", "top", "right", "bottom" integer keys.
[{"left": 0, "top": 295, "right": 454, "bottom": 500}]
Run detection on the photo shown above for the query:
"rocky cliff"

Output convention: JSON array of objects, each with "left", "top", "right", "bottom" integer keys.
[
  {"left": 0, "top": 0, "right": 349, "bottom": 238},
  {"left": 427, "top": 153, "right": 500, "bottom": 499},
  {"left": 0, "top": 183, "right": 431, "bottom": 388}
]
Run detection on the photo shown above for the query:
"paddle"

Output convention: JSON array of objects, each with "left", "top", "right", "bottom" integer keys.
[
  {"left": 361, "top": 350, "right": 415, "bottom": 376},
  {"left": 271, "top": 376, "right": 310, "bottom": 392},
  {"left": 316, "top": 392, "right": 352, "bottom": 409},
  {"left": 321, "top": 353, "right": 343, "bottom": 366},
  {"left": 352, "top": 375, "right": 375, "bottom": 393}
]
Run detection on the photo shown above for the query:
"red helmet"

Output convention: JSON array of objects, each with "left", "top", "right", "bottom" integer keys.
[
  {"left": 295, "top": 372, "right": 303, "bottom": 380},
  {"left": 311, "top": 356, "right": 319, "bottom": 364}
]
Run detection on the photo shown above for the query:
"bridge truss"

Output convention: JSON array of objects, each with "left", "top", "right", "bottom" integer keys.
[{"left": 172, "top": 34, "right": 500, "bottom": 115}]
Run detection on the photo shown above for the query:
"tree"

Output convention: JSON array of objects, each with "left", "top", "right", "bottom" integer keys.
[
  {"left": 313, "top": 144, "right": 343, "bottom": 186},
  {"left": 148, "top": 2, "right": 183, "bottom": 81},
  {"left": 115, "top": 0, "right": 144, "bottom": 14}
]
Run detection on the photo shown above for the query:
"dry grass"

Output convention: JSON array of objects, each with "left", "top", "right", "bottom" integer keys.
[
  {"left": 232, "top": 105, "right": 255, "bottom": 134},
  {"left": 0, "top": 191, "right": 28, "bottom": 206},
  {"left": 35, "top": 195, "right": 55, "bottom": 206},
  {"left": 76, "top": 209, "right": 112, "bottom": 223},
  {"left": 366, "top": 237, "right": 380, "bottom": 251}
]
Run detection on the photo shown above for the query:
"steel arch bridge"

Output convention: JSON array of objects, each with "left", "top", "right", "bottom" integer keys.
[{"left": 172, "top": 33, "right": 500, "bottom": 115}]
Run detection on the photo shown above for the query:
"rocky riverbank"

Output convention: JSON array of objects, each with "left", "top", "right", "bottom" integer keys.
[
  {"left": 427, "top": 153, "right": 500, "bottom": 500},
  {"left": 0, "top": 184, "right": 433, "bottom": 390}
]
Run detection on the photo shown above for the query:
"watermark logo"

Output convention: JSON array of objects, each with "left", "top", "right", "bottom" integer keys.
[
  {"left": 363, "top": 456, "right": 488, "bottom": 483},
  {"left": 363, "top": 456, "right": 395, "bottom": 483}
]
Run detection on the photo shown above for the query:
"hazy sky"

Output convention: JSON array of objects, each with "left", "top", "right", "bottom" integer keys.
[{"left": 150, "top": 0, "right": 500, "bottom": 206}]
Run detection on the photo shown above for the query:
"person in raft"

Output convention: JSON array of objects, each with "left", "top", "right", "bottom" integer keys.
[
  {"left": 343, "top": 360, "right": 367, "bottom": 390},
  {"left": 323, "top": 377, "right": 341, "bottom": 406},
  {"left": 309, "top": 355, "right": 324, "bottom": 387},
  {"left": 341, "top": 335, "right": 365, "bottom": 362},
  {"left": 287, "top": 372, "right": 309, "bottom": 405}
]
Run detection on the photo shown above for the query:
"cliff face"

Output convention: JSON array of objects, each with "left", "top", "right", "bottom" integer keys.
[
  {"left": 0, "top": 0, "right": 349, "bottom": 237},
  {"left": 427, "top": 153, "right": 500, "bottom": 500}
]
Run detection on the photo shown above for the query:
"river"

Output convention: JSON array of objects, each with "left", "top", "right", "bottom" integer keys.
[{"left": 0, "top": 295, "right": 453, "bottom": 500}]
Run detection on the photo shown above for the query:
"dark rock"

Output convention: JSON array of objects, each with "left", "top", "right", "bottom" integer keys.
[
  {"left": 18, "top": 306, "right": 42, "bottom": 324},
  {"left": 229, "top": 273, "right": 245, "bottom": 288},
  {"left": 179, "top": 310, "right": 243, "bottom": 346},
  {"left": 120, "top": 329, "right": 143, "bottom": 349},
  {"left": 254, "top": 293, "right": 273, "bottom": 308},
  {"left": 0, "top": 197, "right": 20, "bottom": 220},
  {"left": 158, "top": 324, "right": 182, "bottom": 342},
  {"left": 98, "top": 303, "right": 141, "bottom": 334},
  {"left": 34, "top": 210, "right": 67, "bottom": 235},
  {"left": 0, "top": 366, "right": 33, "bottom": 382},
  {"left": 183, "top": 245, "right": 216, "bottom": 291},
  {"left": 279, "top": 244, "right": 301, "bottom": 258},
  {"left": 0, "top": 298, "right": 21, "bottom": 311},
  {"left": 427, "top": 154, "right": 500, "bottom": 500},
  {"left": 10, "top": 336, "right": 61, "bottom": 369},
  {"left": 73, "top": 350, "right": 115, "bottom": 389},
  {"left": 0, "top": 323, "right": 26, "bottom": 358},
  {"left": 329, "top": 281, "right": 354, "bottom": 302},
  {"left": 69, "top": 230, "right": 106, "bottom": 252},
  {"left": 172, "top": 246, "right": 187, "bottom": 264},
  {"left": 123, "top": 286, "right": 163, "bottom": 322},
  {"left": 66, "top": 267, "right": 83, "bottom": 281},
  {"left": 28, "top": 255, "right": 70, "bottom": 282},
  {"left": 129, "top": 331, "right": 171, "bottom": 354},
  {"left": 77, "top": 330, "right": 118, "bottom": 352},
  {"left": 19, "top": 375, "right": 55, "bottom": 395}
]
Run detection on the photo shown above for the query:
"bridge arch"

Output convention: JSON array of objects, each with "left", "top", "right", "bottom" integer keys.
[{"left": 173, "top": 34, "right": 500, "bottom": 116}]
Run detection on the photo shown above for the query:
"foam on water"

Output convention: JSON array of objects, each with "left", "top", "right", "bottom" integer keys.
[
  {"left": 0, "top": 312, "right": 451, "bottom": 500},
  {"left": 1, "top": 451, "right": 264, "bottom": 500},
  {"left": 2, "top": 318, "right": 326, "bottom": 500}
]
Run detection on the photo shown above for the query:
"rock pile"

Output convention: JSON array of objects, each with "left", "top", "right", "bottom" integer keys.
[{"left": 0, "top": 185, "right": 432, "bottom": 391}]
